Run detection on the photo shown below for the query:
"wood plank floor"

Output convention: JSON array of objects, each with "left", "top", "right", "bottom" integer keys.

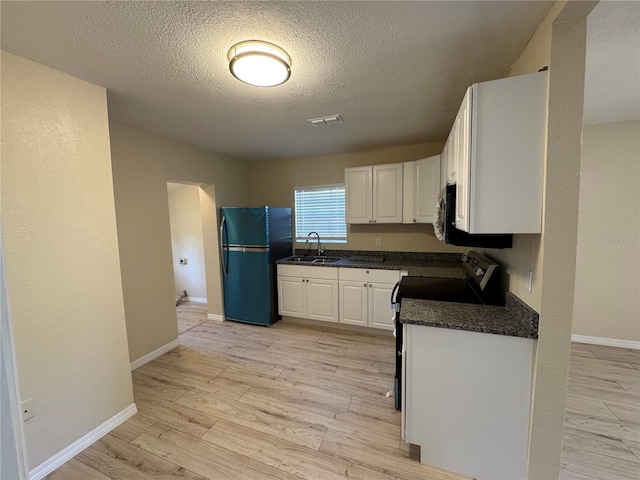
[
  {"left": 45, "top": 303, "right": 640, "bottom": 480},
  {"left": 560, "top": 342, "right": 640, "bottom": 480}
]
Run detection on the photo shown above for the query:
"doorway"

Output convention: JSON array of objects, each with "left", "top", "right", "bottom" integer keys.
[
  {"left": 166, "top": 182, "right": 224, "bottom": 334},
  {"left": 1, "top": 241, "right": 29, "bottom": 479}
]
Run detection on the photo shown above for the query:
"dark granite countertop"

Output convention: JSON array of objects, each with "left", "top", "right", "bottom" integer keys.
[
  {"left": 276, "top": 250, "right": 466, "bottom": 279},
  {"left": 400, "top": 292, "right": 539, "bottom": 339}
]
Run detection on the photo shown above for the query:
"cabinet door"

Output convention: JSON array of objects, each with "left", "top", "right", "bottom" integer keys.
[
  {"left": 455, "top": 87, "right": 472, "bottom": 232},
  {"left": 372, "top": 164, "right": 403, "bottom": 223},
  {"left": 278, "top": 276, "right": 306, "bottom": 318},
  {"left": 339, "top": 281, "right": 368, "bottom": 326},
  {"left": 414, "top": 155, "right": 441, "bottom": 224},
  {"left": 306, "top": 278, "right": 339, "bottom": 323},
  {"left": 345, "top": 167, "right": 372, "bottom": 224},
  {"left": 402, "top": 161, "right": 415, "bottom": 224},
  {"left": 446, "top": 132, "right": 456, "bottom": 185},
  {"left": 368, "top": 282, "right": 395, "bottom": 330},
  {"left": 440, "top": 145, "right": 449, "bottom": 190}
]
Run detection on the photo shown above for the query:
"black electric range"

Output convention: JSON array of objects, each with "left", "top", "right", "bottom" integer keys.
[{"left": 391, "top": 250, "right": 501, "bottom": 410}]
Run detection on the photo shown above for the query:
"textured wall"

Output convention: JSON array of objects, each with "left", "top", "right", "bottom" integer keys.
[
  {"left": 1, "top": 51, "right": 133, "bottom": 469},
  {"left": 573, "top": 121, "right": 640, "bottom": 342},
  {"left": 482, "top": 2, "right": 597, "bottom": 478},
  {"left": 109, "top": 123, "right": 251, "bottom": 363},
  {"left": 250, "top": 142, "right": 463, "bottom": 254},
  {"left": 476, "top": 2, "right": 571, "bottom": 311},
  {"left": 526, "top": 3, "right": 596, "bottom": 478},
  {"left": 167, "top": 184, "right": 207, "bottom": 300}
]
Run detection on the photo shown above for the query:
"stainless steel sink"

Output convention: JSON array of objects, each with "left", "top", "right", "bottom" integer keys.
[
  {"left": 311, "top": 257, "right": 341, "bottom": 264},
  {"left": 285, "top": 255, "right": 342, "bottom": 264},
  {"left": 290, "top": 256, "right": 315, "bottom": 262}
]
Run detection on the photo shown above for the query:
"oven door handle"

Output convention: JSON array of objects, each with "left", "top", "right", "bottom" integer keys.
[{"left": 391, "top": 281, "right": 400, "bottom": 305}]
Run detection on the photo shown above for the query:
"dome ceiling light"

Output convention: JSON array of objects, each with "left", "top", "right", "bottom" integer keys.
[{"left": 228, "top": 40, "right": 291, "bottom": 87}]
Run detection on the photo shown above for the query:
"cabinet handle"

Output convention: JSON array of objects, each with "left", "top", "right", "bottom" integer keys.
[
  {"left": 413, "top": 219, "right": 416, "bottom": 223},
  {"left": 364, "top": 283, "right": 367, "bottom": 287},
  {"left": 369, "top": 284, "right": 372, "bottom": 288}
]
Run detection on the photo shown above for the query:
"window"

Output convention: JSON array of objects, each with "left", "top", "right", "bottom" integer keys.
[{"left": 294, "top": 184, "right": 346, "bottom": 243}]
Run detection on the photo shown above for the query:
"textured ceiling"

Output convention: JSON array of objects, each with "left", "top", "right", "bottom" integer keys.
[
  {"left": 1, "top": 1, "right": 556, "bottom": 161},
  {"left": 584, "top": 1, "right": 640, "bottom": 125}
]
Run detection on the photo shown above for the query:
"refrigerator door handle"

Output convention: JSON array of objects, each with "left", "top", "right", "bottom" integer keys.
[{"left": 220, "top": 216, "right": 228, "bottom": 276}]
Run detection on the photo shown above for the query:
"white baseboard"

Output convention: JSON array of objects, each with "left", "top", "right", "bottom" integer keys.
[
  {"left": 207, "top": 313, "right": 224, "bottom": 323},
  {"left": 130, "top": 338, "right": 181, "bottom": 371},
  {"left": 29, "top": 403, "right": 137, "bottom": 480},
  {"left": 186, "top": 297, "right": 207, "bottom": 304},
  {"left": 572, "top": 334, "right": 640, "bottom": 350}
]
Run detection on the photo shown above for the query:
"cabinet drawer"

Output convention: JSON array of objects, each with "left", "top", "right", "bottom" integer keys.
[
  {"left": 338, "top": 267, "right": 400, "bottom": 284},
  {"left": 277, "top": 264, "right": 338, "bottom": 280}
]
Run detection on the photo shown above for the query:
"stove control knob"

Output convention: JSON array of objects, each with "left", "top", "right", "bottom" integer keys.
[
  {"left": 474, "top": 267, "right": 486, "bottom": 277},
  {"left": 461, "top": 255, "right": 469, "bottom": 262}
]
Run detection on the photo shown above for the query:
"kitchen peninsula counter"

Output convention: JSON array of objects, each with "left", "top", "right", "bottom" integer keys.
[{"left": 400, "top": 291, "right": 538, "bottom": 339}]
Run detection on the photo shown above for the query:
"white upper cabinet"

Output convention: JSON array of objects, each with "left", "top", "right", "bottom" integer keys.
[
  {"left": 450, "top": 71, "right": 548, "bottom": 234},
  {"left": 440, "top": 146, "right": 449, "bottom": 190},
  {"left": 403, "top": 155, "right": 441, "bottom": 224},
  {"left": 345, "top": 163, "right": 403, "bottom": 224},
  {"left": 454, "top": 88, "right": 472, "bottom": 232},
  {"left": 344, "top": 167, "right": 372, "bottom": 224}
]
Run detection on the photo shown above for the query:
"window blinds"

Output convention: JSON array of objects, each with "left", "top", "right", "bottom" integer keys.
[{"left": 294, "top": 185, "right": 347, "bottom": 243}]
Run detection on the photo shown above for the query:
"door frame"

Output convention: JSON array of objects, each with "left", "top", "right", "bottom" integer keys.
[{"left": 1, "top": 237, "right": 29, "bottom": 479}]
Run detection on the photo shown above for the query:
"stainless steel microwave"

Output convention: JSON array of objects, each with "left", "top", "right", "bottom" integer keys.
[{"left": 434, "top": 184, "right": 513, "bottom": 249}]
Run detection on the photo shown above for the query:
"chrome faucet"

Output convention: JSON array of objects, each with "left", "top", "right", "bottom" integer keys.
[{"left": 305, "top": 231, "right": 324, "bottom": 256}]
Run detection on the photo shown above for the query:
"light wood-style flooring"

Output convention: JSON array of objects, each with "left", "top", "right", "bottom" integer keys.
[
  {"left": 45, "top": 302, "right": 639, "bottom": 480},
  {"left": 560, "top": 342, "right": 640, "bottom": 480}
]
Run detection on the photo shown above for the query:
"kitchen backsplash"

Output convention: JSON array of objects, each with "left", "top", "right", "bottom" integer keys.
[{"left": 293, "top": 248, "right": 461, "bottom": 263}]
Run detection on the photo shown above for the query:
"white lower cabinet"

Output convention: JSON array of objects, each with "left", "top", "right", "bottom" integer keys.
[
  {"left": 277, "top": 264, "right": 405, "bottom": 330},
  {"left": 402, "top": 323, "right": 535, "bottom": 480},
  {"left": 339, "top": 268, "right": 403, "bottom": 330},
  {"left": 277, "top": 265, "right": 338, "bottom": 323}
]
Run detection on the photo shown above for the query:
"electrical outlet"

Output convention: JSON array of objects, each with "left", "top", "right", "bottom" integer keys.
[
  {"left": 375, "top": 238, "right": 382, "bottom": 247},
  {"left": 524, "top": 269, "right": 533, "bottom": 293},
  {"left": 22, "top": 398, "right": 35, "bottom": 422}
]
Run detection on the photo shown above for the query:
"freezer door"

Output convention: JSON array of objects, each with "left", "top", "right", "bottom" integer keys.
[
  {"left": 223, "top": 249, "right": 273, "bottom": 325},
  {"left": 220, "top": 207, "right": 268, "bottom": 247}
]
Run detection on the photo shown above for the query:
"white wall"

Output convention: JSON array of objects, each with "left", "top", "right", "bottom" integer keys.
[
  {"left": 573, "top": 120, "right": 640, "bottom": 343},
  {"left": 1, "top": 51, "right": 133, "bottom": 469},
  {"left": 167, "top": 184, "right": 207, "bottom": 301}
]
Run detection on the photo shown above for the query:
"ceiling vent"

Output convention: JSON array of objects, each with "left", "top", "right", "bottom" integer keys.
[{"left": 307, "top": 114, "right": 343, "bottom": 127}]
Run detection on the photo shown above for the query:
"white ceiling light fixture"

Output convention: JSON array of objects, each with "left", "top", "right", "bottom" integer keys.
[{"left": 228, "top": 40, "right": 291, "bottom": 87}]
